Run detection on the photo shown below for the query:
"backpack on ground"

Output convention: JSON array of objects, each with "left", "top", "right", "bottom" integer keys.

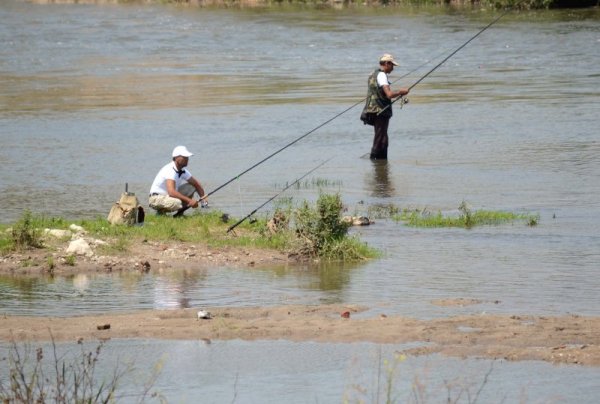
[{"left": 107, "top": 187, "right": 145, "bottom": 226}]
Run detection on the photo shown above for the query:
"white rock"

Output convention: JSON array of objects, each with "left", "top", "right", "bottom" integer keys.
[
  {"left": 342, "top": 216, "right": 353, "bottom": 224},
  {"left": 45, "top": 229, "right": 72, "bottom": 238},
  {"left": 197, "top": 310, "right": 212, "bottom": 320},
  {"left": 352, "top": 216, "right": 371, "bottom": 226},
  {"left": 89, "top": 238, "right": 107, "bottom": 246},
  {"left": 66, "top": 238, "right": 93, "bottom": 256},
  {"left": 69, "top": 224, "right": 86, "bottom": 234},
  {"left": 342, "top": 216, "right": 371, "bottom": 226}
]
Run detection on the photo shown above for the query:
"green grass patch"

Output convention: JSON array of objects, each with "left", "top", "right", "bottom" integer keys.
[
  {"left": 0, "top": 195, "right": 379, "bottom": 263},
  {"left": 64, "top": 255, "right": 76, "bottom": 266},
  {"left": 3, "top": 211, "right": 45, "bottom": 252},
  {"left": 393, "top": 202, "right": 539, "bottom": 229}
]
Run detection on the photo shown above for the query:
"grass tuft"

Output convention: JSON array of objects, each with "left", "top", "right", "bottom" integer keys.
[
  {"left": 10, "top": 211, "right": 44, "bottom": 250},
  {"left": 393, "top": 201, "right": 540, "bottom": 229}
]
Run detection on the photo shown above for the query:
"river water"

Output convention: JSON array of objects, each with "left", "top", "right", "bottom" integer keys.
[{"left": 1, "top": 0, "right": 599, "bottom": 401}]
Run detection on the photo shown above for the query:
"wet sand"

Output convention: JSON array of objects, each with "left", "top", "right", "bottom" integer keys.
[{"left": 2, "top": 304, "right": 599, "bottom": 366}]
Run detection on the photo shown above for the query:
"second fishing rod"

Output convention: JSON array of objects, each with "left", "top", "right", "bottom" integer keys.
[
  {"left": 226, "top": 158, "right": 332, "bottom": 233},
  {"left": 378, "top": 3, "right": 519, "bottom": 116}
]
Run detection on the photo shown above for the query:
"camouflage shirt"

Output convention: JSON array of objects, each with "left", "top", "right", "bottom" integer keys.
[{"left": 364, "top": 69, "right": 392, "bottom": 118}]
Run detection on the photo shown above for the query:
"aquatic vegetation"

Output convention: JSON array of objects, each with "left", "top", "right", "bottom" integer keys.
[
  {"left": 295, "top": 177, "right": 343, "bottom": 190},
  {"left": 291, "top": 193, "right": 378, "bottom": 260},
  {"left": 344, "top": 349, "right": 496, "bottom": 404},
  {"left": 393, "top": 202, "right": 540, "bottom": 229},
  {"left": 0, "top": 335, "right": 160, "bottom": 403},
  {"left": 366, "top": 203, "right": 401, "bottom": 219},
  {"left": 272, "top": 177, "right": 343, "bottom": 191}
]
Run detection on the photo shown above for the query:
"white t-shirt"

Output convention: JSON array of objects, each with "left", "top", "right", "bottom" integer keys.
[
  {"left": 149, "top": 162, "right": 193, "bottom": 195},
  {"left": 377, "top": 71, "right": 390, "bottom": 88}
]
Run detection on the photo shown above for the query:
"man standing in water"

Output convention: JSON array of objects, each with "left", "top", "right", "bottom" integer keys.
[
  {"left": 149, "top": 145, "right": 207, "bottom": 217},
  {"left": 362, "top": 54, "right": 410, "bottom": 160}
]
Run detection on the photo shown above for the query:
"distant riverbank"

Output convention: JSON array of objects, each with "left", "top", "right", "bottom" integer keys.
[{"left": 26, "top": 0, "right": 600, "bottom": 10}]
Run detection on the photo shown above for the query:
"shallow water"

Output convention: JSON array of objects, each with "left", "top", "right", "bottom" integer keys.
[
  {"left": 2, "top": 339, "right": 600, "bottom": 403},
  {"left": 1, "top": 1, "right": 599, "bottom": 400},
  {"left": 1, "top": 2, "right": 598, "bottom": 319}
]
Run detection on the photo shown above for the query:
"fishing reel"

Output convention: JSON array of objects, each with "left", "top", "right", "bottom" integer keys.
[{"left": 398, "top": 97, "right": 409, "bottom": 109}]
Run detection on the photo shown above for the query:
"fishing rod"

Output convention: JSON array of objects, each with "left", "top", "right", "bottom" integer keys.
[
  {"left": 204, "top": 55, "right": 444, "bottom": 200},
  {"left": 379, "top": 4, "right": 519, "bottom": 115},
  {"left": 226, "top": 158, "right": 331, "bottom": 233}
]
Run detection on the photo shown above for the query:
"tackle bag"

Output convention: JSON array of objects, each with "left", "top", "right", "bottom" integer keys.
[
  {"left": 360, "top": 93, "right": 376, "bottom": 126},
  {"left": 360, "top": 109, "right": 375, "bottom": 126},
  {"left": 107, "top": 192, "right": 145, "bottom": 226}
]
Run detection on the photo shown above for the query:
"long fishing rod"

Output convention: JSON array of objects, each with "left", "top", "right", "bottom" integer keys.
[
  {"left": 378, "top": 5, "right": 518, "bottom": 116},
  {"left": 204, "top": 56, "right": 443, "bottom": 200},
  {"left": 226, "top": 158, "right": 331, "bottom": 233},
  {"left": 207, "top": 3, "right": 520, "bottom": 199}
]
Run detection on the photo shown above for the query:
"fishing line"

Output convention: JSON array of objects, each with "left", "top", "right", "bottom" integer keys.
[
  {"left": 204, "top": 56, "right": 441, "bottom": 200},
  {"left": 237, "top": 181, "right": 244, "bottom": 217},
  {"left": 226, "top": 158, "right": 332, "bottom": 234},
  {"left": 205, "top": 3, "right": 519, "bottom": 200},
  {"left": 379, "top": 4, "right": 519, "bottom": 115}
]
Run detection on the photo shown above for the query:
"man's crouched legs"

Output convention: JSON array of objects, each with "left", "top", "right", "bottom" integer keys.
[{"left": 149, "top": 183, "right": 196, "bottom": 217}]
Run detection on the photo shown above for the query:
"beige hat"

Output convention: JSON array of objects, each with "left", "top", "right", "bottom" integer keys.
[
  {"left": 379, "top": 53, "right": 399, "bottom": 66},
  {"left": 172, "top": 145, "right": 193, "bottom": 158}
]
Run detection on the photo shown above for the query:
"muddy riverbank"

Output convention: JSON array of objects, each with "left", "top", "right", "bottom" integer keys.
[{"left": 0, "top": 237, "right": 290, "bottom": 276}]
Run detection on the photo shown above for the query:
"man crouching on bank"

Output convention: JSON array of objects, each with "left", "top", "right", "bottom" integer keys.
[{"left": 149, "top": 145, "right": 208, "bottom": 217}]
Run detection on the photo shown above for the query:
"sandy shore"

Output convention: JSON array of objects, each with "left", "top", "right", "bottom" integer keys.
[{"left": 2, "top": 304, "right": 599, "bottom": 366}]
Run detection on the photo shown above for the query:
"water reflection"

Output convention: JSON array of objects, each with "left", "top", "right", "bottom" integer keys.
[
  {"left": 0, "top": 261, "right": 367, "bottom": 316},
  {"left": 152, "top": 268, "right": 208, "bottom": 309},
  {"left": 368, "top": 159, "right": 395, "bottom": 198},
  {"left": 0, "top": 275, "right": 47, "bottom": 300},
  {"left": 297, "top": 261, "right": 361, "bottom": 296}
]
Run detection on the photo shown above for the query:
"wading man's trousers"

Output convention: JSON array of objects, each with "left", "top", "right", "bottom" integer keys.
[{"left": 370, "top": 114, "right": 390, "bottom": 160}]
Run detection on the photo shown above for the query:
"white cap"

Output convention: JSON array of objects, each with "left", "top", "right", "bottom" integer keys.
[
  {"left": 379, "top": 53, "right": 399, "bottom": 66},
  {"left": 172, "top": 145, "right": 193, "bottom": 158}
]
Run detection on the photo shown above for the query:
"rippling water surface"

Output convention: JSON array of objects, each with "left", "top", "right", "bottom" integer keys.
[
  {"left": 1, "top": 1, "right": 599, "bottom": 400},
  {"left": 1, "top": 0, "right": 598, "bottom": 317},
  {"left": 2, "top": 339, "right": 600, "bottom": 403}
]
